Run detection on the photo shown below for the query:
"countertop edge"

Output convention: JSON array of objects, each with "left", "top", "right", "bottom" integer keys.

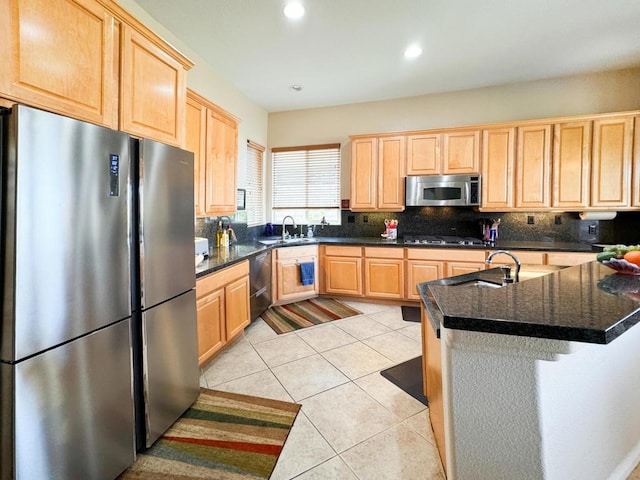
[{"left": 196, "top": 237, "right": 597, "bottom": 278}]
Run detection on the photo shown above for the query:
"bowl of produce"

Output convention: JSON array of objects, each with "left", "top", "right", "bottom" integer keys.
[{"left": 596, "top": 245, "right": 640, "bottom": 275}]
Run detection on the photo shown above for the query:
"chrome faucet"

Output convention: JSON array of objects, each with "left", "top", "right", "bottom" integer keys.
[
  {"left": 486, "top": 250, "right": 521, "bottom": 284},
  {"left": 282, "top": 216, "right": 296, "bottom": 240}
]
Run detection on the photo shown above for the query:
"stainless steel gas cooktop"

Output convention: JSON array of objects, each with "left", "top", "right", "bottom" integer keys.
[{"left": 403, "top": 235, "right": 484, "bottom": 246}]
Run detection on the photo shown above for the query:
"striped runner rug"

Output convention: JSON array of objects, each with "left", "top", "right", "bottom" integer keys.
[
  {"left": 260, "top": 297, "right": 362, "bottom": 334},
  {"left": 118, "top": 389, "right": 300, "bottom": 479}
]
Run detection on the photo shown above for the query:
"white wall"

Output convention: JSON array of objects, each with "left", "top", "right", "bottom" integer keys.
[
  {"left": 120, "top": 0, "right": 269, "bottom": 190},
  {"left": 268, "top": 67, "right": 640, "bottom": 203}
]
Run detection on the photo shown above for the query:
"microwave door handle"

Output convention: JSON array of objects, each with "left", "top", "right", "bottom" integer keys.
[{"left": 463, "top": 182, "right": 470, "bottom": 203}]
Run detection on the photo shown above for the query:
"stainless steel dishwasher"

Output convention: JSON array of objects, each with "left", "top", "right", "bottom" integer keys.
[{"left": 249, "top": 250, "right": 272, "bottom": 320}]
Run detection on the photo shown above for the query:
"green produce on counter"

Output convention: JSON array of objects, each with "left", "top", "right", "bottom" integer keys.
[{"left": 598, "top": 244, "right": 640, "bottom": 261}]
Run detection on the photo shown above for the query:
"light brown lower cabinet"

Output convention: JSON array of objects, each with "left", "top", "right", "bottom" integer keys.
[
  {"left": 405, "top": 249, "right": 444, "bottom": 300},
  {"left": 546, "top": 251, "right": 594, "bottom": 266},
  {"left": 273, "top": 245, "right": 319, "bottom": 305},
  {"left": 320, "top": 245, "right": 363, "bottom": 296},
  {"left": 195, "top": 260, "right": 250, "bottom": 367},
  {"left": 364, "top": 247, "right": 404, "bottom": 299}
]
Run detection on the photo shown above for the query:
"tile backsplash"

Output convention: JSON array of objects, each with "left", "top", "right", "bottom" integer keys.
[{"left": 196, "top": 208, "right": 640, "bottom": 246}]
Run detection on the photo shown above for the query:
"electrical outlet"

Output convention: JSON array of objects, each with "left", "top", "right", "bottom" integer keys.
[
  {"left": 527, "top": 216, "right": 534, "bottom": 225},
  {"left": 363, "top": 215, "right": 368, "bottom": 223},
  {"left": 588, "top": 224, "right": 597, "bottom": 235},
  {"left": 555, "top": 215, "right": 562, "bottom": 225}
]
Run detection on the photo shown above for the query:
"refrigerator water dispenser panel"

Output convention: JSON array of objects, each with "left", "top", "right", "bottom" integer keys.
[{"left": 109, "top": 154, "right": 120, "bottom": 196}]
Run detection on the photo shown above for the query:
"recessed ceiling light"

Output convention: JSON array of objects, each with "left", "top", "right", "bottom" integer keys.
[
  {"left": 289, "top": 85, "right": 303, "bottom": 92},
  {"left": 404, "top": 44, "right": 423, "bottom": 59},
  {"left": 284, "top": 2, "right": 305, "bottom": 19}
]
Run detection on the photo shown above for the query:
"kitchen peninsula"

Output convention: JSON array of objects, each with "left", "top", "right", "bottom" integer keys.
[{"left": 420, "top": 262, "right": 640, "bottom": 480}]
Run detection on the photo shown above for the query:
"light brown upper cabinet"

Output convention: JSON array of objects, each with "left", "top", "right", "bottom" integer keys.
[
  {"left": 443, "top": 130, "right": 481, "bottom": 174},
  {"left": 350, "top": 135, "right": 405, "bottom": 211},
  {"left": 481, "top": 127, "right": 515, "bottom": 210},
  {"left": 378, "top": 136, "right": 406, "bottom": 211},
  {"left": 634, "top": 117, "right": 640, "bottom": 207},
  {"left": 590, "top": 116, "right": 633, "bottom": 208},
  {"left": 0, "top": 0, "right": 119, "bottom": 128},
  {"left": 516, "top": 124, "right": 552, "bottom": 209},
  {"left": 407, "top": 133, "right": 441, "bottom": 175},
  {"left": 351, "top": 137, "right": 378, "bottom": 210},
  {"left": 0, "top": 0, "right": 192, "bottom": 144},
  {"left": 552, "top": 121, "right": 592, "bottom": 209},
  {"left": 120, "top": 24, "right": 189, "bottom": 146},
  {"left": 185, "top": 93, "right": 206, "bottom": 216},
  {"left": 186, "top": 89, "right": 239, "bottom": 217}
]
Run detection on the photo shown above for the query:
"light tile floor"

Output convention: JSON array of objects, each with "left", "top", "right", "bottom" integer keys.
[
  {"left": 200, "top": 301, "right": 446, "bottom": 480},
  {"left": 200, "top": 300, "right": 640, "bottom": 480}
]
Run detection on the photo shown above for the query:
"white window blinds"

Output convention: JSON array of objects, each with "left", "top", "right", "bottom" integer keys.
[
  {"left": 246, "top": 140, "right": 265, "bottom": 226},
  {"left": 272, "top": 144, "right": 341, "bottom": 225}
]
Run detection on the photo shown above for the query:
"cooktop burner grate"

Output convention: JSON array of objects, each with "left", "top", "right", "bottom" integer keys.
[{"left": 403, "top": 235, "right": 484, "bottom": 246}]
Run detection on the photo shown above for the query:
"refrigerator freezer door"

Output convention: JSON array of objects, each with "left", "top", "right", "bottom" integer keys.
[
  {"left": 142, "top": 290, "right": 199, "bottom": 447},
  {"left": 0, "top": 319, "right": 135, "bottom": 480},
  {"left": 1, "top": 105, "right": 131, "bottom": 362},
  {"left": 138, "top": 139, "right": 195, "bottom": 309}
]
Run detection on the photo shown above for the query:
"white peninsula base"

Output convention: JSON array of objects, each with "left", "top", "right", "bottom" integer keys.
[{"left": 441, "top": 323, "right": 640, "bottom": 480}]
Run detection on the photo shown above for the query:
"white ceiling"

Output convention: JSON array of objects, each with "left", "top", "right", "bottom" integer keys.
[{"left": 134, "top": 0, "right": 640, "bottom": 113}]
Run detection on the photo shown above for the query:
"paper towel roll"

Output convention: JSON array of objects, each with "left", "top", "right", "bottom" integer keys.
[{"left": 578, "top": 211, "right": 617, "bottom": 220}]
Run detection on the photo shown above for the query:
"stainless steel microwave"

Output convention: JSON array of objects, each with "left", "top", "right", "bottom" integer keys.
[{"left": 405, "top": 175, "right": 481, "bottom": 207}]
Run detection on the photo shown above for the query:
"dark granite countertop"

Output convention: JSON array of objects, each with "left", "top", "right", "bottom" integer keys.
[
  {"left": 419, "top": 262, "right": 640, "bottom": 345},
  {"left": 196, "top": 237, "right": 597, "bottom": 278}
]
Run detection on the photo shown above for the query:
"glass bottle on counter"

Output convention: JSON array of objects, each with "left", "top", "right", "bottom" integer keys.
[{"left": 215, "top": 220, "right": 224, "bottom": 247}]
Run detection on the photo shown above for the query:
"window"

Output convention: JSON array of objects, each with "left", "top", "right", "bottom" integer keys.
[
  {"left": 272, "top": 143, "right": 341, "bottom": 225},
  {"left": 246, "top": 140, "right": 265, "bottom": 226}
]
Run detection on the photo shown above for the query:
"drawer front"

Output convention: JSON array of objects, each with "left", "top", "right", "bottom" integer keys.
[
  {"left": 322, "top": 245, "right": 362, "bottom": 257},
  {"left": 364, "top": 247, "right": 404, "bottom": 259},
  {"left": 406, "top": 248, "right": 486, "bottom": 262},
  {"left": 486, "top": 250, "right": 545, "bottom": 265},
  {"left": 276, "top": 245, "right": 319, "bottom": 261},
  {"left": 196, "top": 261, "right": 249, "bottom": 298}
]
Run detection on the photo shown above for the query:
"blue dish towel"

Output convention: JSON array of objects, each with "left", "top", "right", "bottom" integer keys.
[{"left": 299, "top": 262, "right": 315, "bottom": 286}]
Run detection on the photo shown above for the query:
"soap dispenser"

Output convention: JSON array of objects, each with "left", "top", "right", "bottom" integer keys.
[{"left": 307, "top": 225, "right": 314, "bottom": 238}]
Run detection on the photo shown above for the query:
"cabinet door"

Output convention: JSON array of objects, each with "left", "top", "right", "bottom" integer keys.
[
  {"left": 552, "top": 121, "right": 591, "bottom": 209},
  {"left": 407, "top": 133, "right": 441, "bottom": 175},
  {"left": 406, "top": 260, "right": 443, "bottom": 300},
  {"left": 443, "top": 130, "right": 481, "bottom": 174},
  {"left": 0, "top": 0, "right": 119, "bottom": 128},
  {"left": 204, "top": 108, "right": 238, "bottom": 214},
  {"left": 186, "top": 93, "right": 207, "bottom": 217},
  {"left": 225, "top": 276, "right": 250, "bottom": 341},
  {"left": 422, "top": 305, "right": 446, "bottom": 471},
  {"left": 634, "top": 117, "right": 640, "bottom": 207},
  {"left": 446, "top": 262, "right": 485, "bottom": 277},
  {"left": 120, "top": 25, "right": 187, "bottom": 146},
  {"left": 364, "top": 258, "right": 404, "bottom": 299},
  {"left": 546, "top": 252, "right": 593, "bottom": 266},
  {"left": 481, "top": 128, "right": 515, "bottom": 210},
  {"left": 275, "top": 256, "right": 318, "bottom": 304},
  {"left": 351, "top": 137, "right": 378, "bottom": 211},
  {"left": 378, "top": 136, "right": 406, "bottom": 211},
  {"left": 516, "top": 124, "right": 551, "bottom": 209},
  {"left": 591, "top": 116, "right": 633, "bottom": 208},
  {"left": 196, "top": 288, "right": 225, "bottom": 367},
  {"left": 323, "top": 256, "right": 362, "bottom": 296}
]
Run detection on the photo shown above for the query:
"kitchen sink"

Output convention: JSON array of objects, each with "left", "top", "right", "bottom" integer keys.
[
  {"left": 455, "top": 279, "right": 503, "bottom": 288},
  {"left": 259, "top": 238, "right": 318, "bottom": 246}
]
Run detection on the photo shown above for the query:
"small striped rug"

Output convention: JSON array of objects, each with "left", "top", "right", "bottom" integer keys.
[
  {"left": 261, "top": 297, "right": 362, "bottom": 334},
  {"left": 119, "top": 389, "right": 300, "bottom": 479}
]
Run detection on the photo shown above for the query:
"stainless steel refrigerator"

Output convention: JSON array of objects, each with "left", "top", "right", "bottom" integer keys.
[
  {"left": 0, "top": 105, "right": 199, "bottom": 480},
  {"left": 132, "top": 137, "right": 199, "bottom": 450}
]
